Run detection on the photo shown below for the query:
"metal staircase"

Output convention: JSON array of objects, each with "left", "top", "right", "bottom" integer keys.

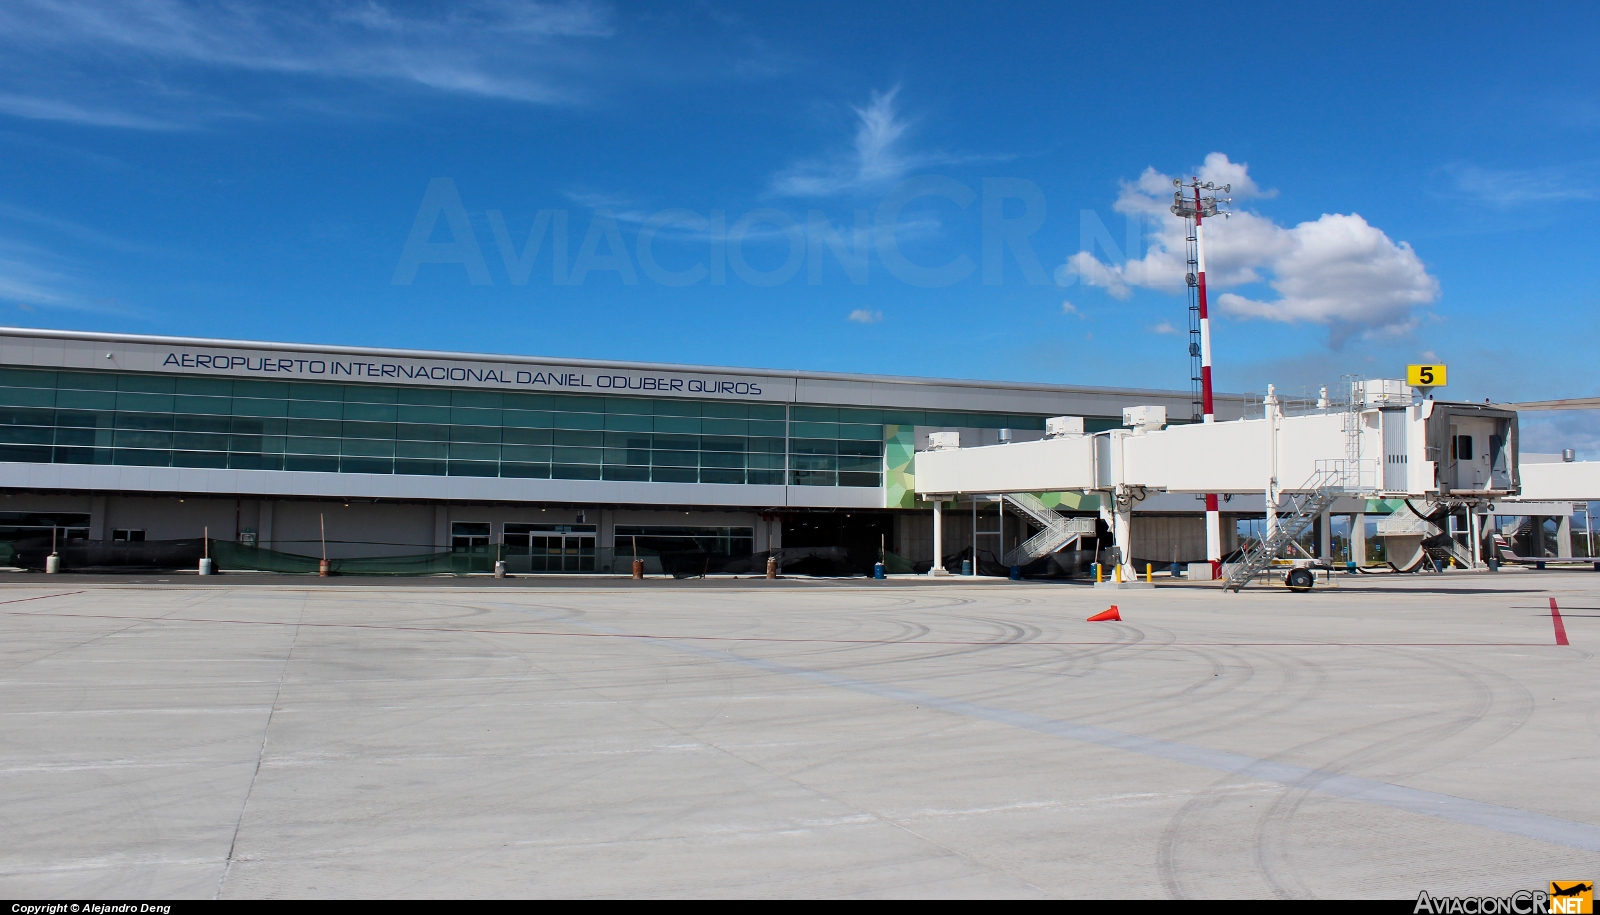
[
  {"left": 1223, "top": 486, "right": 1342, "bottom": 592},
  {"left": 1002, "top": 492, "right": 1098, "bottom": 566}
]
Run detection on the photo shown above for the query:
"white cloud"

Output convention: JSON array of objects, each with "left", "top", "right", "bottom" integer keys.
[
  {"left": 1059, "top": 153, "right": 1438, "bottom": 346},
  {"left": 847, "top": 309, "right": 882, "bottom": 324},
  {"left": 1445, "top": 163, "right": 1600, "bottom": 207},
  {"left": 1149, "top": 320, "right": 1179, "bottom": 334},
  {"left": 0, "top": 238, "right": 130, "bottom": 314},
  {"left": 1519, "top": 410, "right": 1600, "bottom": 462},
  {"left": 1060, "top": 300, "right": 1086, "bottom": 319},
  {"left": 771, "top": 87, "right": 983, "bottom": 197},
  {"left": 0, "top": 0, "right": 614, "bottom": 128}
]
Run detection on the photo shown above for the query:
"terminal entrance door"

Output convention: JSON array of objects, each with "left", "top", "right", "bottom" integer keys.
[{"left": 503, "top": 523, "right": 596, "bottom": 572}]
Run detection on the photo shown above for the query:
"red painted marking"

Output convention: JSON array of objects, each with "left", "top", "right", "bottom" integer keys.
[
  {"left": 1550, "top": 597, "right": 1570, "bottom": 646},
  {"left": 0, "top": 590, "right": 85, "bottom": 606}
]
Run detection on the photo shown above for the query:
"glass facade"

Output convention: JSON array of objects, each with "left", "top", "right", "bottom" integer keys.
[{"left": 0, "top": 367, "right": 1049, "bottom": 489}]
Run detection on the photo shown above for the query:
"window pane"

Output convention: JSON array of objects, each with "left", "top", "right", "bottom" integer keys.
[
  {"left": 114, "top": 430, "right": 173, "bottom": 449},
  {"left": 117, "top": 413, "right": 174, "bottom": 431},
  {"left": 603, "top": 465, "right": 650, "bottom": 481},
  {"left": 173, "top": 450, "right": 229, "bottom": 468},
  {"left": 503, "top": 427, "right": 552, "bottom": 445},
  {"left": 286, "top": 419, "right": 340, "bottom": 437},
  {"left": 397, "top": 404, "right": 451, "bottom": 423},
  {"left": 288, "top": 399, "right": 342, "bottom": 419},
  {"left": 341, "top": 439, "right": 394, "bottom": 458},
  {"left": 341, "top": 457, "right": 393, "bottom": 474},
  {"left": 397, "top": 441, "right": 447, "bottom": 459},
  {"left": 553, "top": 463, "right": 601, "bottom": 480},
  {"left": 553, "top": 412, "right": 604, "bottom": 430},
  {"left": 552, "top": 446, "right": 601, "bottom": 464},
  {"left": 114, "top": 448, "right": 171, "bottom": 467},
  {"left": 553, "top": 429, "right": 604, "bottom": 447},
  {"left": 502, "top": 445, "right": 553, "bottom": 463},
  {"left": 286, "top": 437, "right": 341, "bottom": 455},
  {"left": 451, "top": 424, "right": 501, "bottom": 443},
  {"left": 449, "top": 443, "right": 500, "bottom": 462},
  {"left": 396, "top": 423, "right": 449, "bottom": 441},
  {"left": 395, "top": 458, "right": 445, "bottom": 476},
  {"left": 501, "top": 462, "right": 550, "bottom": 479},
  {"left": 175, "top": 414, "right": 231, "bottom": 433}
]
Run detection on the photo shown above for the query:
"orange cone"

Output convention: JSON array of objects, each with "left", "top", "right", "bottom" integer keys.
[{"left": 1087, "top": 605, "right": 1121, "bottom": 622}]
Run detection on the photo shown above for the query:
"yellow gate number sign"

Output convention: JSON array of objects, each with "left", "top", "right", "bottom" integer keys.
[{"left": 1406, "top": 364, "right": 1447, "bottom": 387}]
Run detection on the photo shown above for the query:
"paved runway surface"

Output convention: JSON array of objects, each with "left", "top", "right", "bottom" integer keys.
[{"left": 1, "top": 571, "right": 1595, "bottom": 898}]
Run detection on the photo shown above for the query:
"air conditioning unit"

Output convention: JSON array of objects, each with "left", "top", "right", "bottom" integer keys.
[
  {"left": 1122, "top": 405, "right": 1167, "bottom": 433},
  {"left": 1045, "top": 415, "right": 1084, "bottom": 438},
  {"left": 1358, "top": 380, "right": 1413, "bottom": 408},
  {"left": 926, "top": 431, "right": 961, "bottom": 451}
]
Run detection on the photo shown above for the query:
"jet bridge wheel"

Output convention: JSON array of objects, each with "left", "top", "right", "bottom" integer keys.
[{"left": 1284, "top": 568, "right": 1315, "bottom": 592}]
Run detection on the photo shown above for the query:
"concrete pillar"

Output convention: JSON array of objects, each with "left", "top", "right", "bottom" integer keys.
[
  {"left": 1351, "top": 513, "right": 1366, "bottom": 566},
  {"left": 1467, "top": 510, "right": 1482, "bottom": 569},
  {"left": 89, "top": 495, "right": 107, "bottom": 541},
  {"left": 1113, "top": 501, "right": 1134, "bottom": 581},
  {"left": 930, "top": 500, "right": 947, "bottom": 575},
  {"left": 434, "top": 504, "right": 450, "bottom": 553},
  {"left": 1318, "top": 510, "right": 1331, "bottom": 563},
  {"left": 1557, "top": 515, "right": 1573, "bottom": 558},
  {"left": 259, "top": 501, "right": 274, "bottom": 550}
]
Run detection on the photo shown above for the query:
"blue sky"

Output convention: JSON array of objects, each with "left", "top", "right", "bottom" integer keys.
[{"left": 1, "top": 1, "right": 1597, "bottom": 452}]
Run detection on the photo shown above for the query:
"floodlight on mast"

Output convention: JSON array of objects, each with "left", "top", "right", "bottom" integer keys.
[{"left": 1171, "top": 175, "right": 1233, "bottom": 578}]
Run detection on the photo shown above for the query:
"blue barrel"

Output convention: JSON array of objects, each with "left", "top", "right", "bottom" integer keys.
[
  {"left": 873, "top": 561, "right": 885, "bottom": 579},
  {"left": 961, "top": 559, "right": 972, "bottom": 576},
  {"left": 1009, "top": 565, "right": 1022, "bottom": 581}
]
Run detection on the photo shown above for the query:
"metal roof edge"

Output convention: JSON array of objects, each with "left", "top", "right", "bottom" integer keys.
[{"left": 0, "top": 326, "right": 1250, "bottom": 402}]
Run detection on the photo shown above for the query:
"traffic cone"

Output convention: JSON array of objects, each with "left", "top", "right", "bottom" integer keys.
[{"left": 1087, "top": 605, "right": 1121, "bottom": 622}]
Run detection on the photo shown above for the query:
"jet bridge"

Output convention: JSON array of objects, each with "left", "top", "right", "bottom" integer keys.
[{"left": 913, "top": 381, "right": 1519, "bottom": 588}]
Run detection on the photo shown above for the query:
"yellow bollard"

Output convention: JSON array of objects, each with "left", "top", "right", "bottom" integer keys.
[
  {"left": 1145, "top": 563, "right": 1152, "bottom": 583},
  {"left": 1095, "top": 563, "right": 1102, "bottom": 584},
  {"left": 1114, "top": 563, "right": 1122, "bottom": 583}
]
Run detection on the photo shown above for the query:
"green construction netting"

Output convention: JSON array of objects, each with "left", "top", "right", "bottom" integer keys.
[
  {"left": 882, "top": 550, "right": 919, "bottom": 574},
  {"left": 212, "top": 540, "right": 473, "bottom": 575}
]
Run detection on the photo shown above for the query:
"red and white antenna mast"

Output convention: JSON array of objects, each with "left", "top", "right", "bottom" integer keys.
[{"left": 1171, "top": 177, "right": 1230, "bottom": 577}]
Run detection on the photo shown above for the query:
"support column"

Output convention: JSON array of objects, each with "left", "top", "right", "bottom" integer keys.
[
  {"left": 1557, "top": 515, "right": 1573, "bottom": 558},
  {"left": 434, "top": 504, "right": 450, "bottom": 553},
  {"left": 89, "top": 495, "right": 107, "bottom": 541},
  {"left": 1264, "top": 385, "right": 1280, "bottom": 541},
  {"left": 1113, "top": 500, "right": 1134, "bottom": 582},
  {"left": 1318, "top": 510, "right": 1332, "bottom": 563},
  {"left": 1351, "top": 513, "right": 1366, "bottom": 567},
  {"left": 1467, "top": 510, "right": 1482, "bottom": 569},
  {"left": 930, "top": 500, "right": 948, "bottom": 575},
  {"left": 259, "top": 501, "right": 274, "bottom": 551}
]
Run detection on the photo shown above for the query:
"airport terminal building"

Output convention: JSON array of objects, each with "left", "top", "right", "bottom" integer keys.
[{"left": 0, "top": 327, "right": 1246, "bottom": 574}]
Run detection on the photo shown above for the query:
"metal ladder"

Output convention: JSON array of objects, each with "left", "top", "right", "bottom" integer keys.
[
  {"left": 1222, "top": 487, "right": 1342, "bottom": 592},
  {"left": 1002, "top": 492, "right": 1097, "bottom": 566}
]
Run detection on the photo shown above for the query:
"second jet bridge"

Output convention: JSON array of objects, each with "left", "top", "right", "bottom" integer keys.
[{"left": 913, "top": 382, "right": 1519, "bottom": 585}]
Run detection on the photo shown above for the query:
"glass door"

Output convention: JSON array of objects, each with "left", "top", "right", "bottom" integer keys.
[
  {"left": 450, "top": 522, "right": 493, "bottom": 572},
  {"left": 503, "top": 523, "right": 597, "bottom": 573}
]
